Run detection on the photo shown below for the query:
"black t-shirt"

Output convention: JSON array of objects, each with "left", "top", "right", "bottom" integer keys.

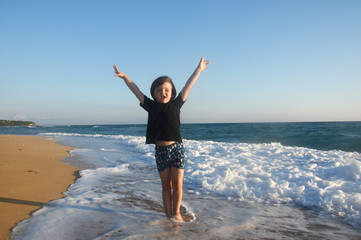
[{"left": 140, "top": 95, "right": 185, "bottom": 144}]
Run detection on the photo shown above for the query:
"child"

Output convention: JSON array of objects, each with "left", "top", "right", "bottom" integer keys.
[{"left": 113, "top": 57, "right": 209, "bottom": 221}]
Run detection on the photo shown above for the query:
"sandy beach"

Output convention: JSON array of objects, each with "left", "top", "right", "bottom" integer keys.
[{"left": 0, "top": 135, "right": 79, "bottom": 240}]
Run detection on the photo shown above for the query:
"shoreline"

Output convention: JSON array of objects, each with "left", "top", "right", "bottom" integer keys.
[{"left": 0, "top": 135, "right": 79, "bottom": 240}]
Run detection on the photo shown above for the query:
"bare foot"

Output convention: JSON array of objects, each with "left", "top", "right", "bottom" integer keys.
[{"left": 171, "top": 214, "right": 184, "bottom": 222}]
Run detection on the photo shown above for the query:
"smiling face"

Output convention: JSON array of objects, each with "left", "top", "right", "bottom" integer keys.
[{"left": 154, "top": 82, "right": 173, "bottom": 104}]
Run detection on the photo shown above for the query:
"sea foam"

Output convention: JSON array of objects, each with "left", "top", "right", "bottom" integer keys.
[
  {"left": 183, "top": 140, "right": 361, "bottom": 225},
  {"left": 40, "top": 132, "right": 361, "bottom": 226}
]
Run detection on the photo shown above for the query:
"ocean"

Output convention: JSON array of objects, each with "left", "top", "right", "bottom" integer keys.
[{"left": 2, "top": 122, "right": 361, "bottom": 239}]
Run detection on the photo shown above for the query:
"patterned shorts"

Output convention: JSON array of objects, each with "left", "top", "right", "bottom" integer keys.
[{"left": 155, "top": 142, "right": 185, "bottom": 172}]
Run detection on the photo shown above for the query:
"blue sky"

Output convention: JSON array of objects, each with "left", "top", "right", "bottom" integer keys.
[{"left": 1, "top": 0, "right": 361, "bottom": 125}]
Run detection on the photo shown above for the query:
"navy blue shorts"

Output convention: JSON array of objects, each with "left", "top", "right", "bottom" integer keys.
[{"left": 155, "top": 142, "right": 185, "bottom": 172}]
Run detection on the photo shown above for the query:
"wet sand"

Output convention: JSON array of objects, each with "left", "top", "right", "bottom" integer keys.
[{"left": 0, "top": 135, "right": 79, "bottom": 240}]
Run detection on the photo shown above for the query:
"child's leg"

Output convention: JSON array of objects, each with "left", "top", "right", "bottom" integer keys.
[
  {"left": 159, "top": 169, "right": 172, "bottom": 217},
  {"left": 171, "top": 167, "right": 184, "bottom": 220}
]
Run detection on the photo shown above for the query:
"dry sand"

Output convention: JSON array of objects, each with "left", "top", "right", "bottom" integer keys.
[{"left": 0, "top": 135, "right": 79, "bottom": 240}]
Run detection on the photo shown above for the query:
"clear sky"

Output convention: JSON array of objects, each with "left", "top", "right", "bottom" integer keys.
[{"left": 1, "top": 0, "right": 361, "bottom": 125}]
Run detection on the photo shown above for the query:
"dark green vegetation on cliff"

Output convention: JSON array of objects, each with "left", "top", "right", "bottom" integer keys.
[{"left": 0, "top": 120, "right": 37, "bottom": 127}]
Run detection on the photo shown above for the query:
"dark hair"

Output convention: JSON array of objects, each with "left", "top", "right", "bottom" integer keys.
[{"left": 150, "top": 76, "right": 177, "bottom": 100}]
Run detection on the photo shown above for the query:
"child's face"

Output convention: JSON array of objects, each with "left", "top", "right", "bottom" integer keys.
[{"left": 154, "top": 82, "right": 172, "bottom": 104}]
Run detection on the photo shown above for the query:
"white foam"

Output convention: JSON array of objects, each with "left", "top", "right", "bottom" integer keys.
[
  {"left": 183, "top": 140, "right": 361, "bottom": 226},
  {"left": 27, "top": 133, "right": 361, "bottom": 228},
  {"left": 43, "top": 132, "right": 361, "bottom": 225}
]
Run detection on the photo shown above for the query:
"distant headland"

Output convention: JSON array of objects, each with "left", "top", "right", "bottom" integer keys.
[{"left": 0, "top": 120, "right": 37, "bottom": 127}]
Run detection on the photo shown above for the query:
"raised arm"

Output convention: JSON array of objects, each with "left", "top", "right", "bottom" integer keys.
[
  {"left": 180, "top": 57, "right": 209, "bottom": 102},
  {"left": 113, "top": 65, "right": 144, "bottom": 104}
]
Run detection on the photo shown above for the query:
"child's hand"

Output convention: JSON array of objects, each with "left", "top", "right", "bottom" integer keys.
[
  {"left": 113, "top": 65, "right": 126, "bottom": 79},
  {"left": 198, "top": 57, "right": 210, "bottom": 71}
]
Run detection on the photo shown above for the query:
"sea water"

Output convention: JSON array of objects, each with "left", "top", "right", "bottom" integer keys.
[{"left": 2, "top": 122, "right": 361, "bottom": 239}]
